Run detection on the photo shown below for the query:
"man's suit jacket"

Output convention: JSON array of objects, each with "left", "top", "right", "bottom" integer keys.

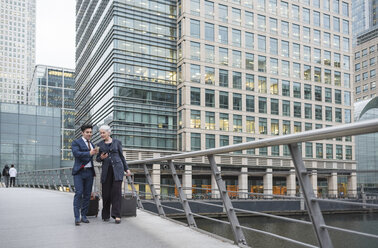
[
  {"left": 96, "top": 139, "right": 128, "bottom": 183},
  {"left": 71, "top": 138, "right": 96, "bottom": 176}
]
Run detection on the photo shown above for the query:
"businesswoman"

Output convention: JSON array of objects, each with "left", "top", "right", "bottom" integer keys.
[{"left": 96, "top": 125, "right": 131, "bottom": 224}]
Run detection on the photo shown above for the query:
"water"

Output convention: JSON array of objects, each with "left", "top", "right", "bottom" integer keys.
[{"left": 193, "top": 213, "right": 378, "bottom": 248}]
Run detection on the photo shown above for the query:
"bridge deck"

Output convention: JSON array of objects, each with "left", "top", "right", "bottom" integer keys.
[{"left": 0, "top": 188, "right": 236, "bottom": 248}]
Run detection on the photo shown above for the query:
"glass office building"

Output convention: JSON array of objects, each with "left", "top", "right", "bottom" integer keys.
[
  {"left": 75, "top": 0, "right": 177, "bottom": 149},
  {"left": 28, "top": 65, "right": 75, "bottom": 160},
  {"left": 0, "top": 0, "right": 36, "bottom": 104},
  {"left": 354, "top": 97, "right": 378, "bottom": 192},
  {"left": 352, "top": 0, "right": 378, "bottom": 45},
  {"left": 0, "top": 103, "right": 61, "bottom": 172}
]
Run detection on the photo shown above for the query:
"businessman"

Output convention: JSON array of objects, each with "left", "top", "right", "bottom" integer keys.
[{"left": 71, "top": 124, "right": 98, "bottom": 226}]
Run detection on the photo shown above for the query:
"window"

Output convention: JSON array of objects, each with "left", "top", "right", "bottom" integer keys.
[
  {"left": 246, "top": 117, "right": 255, "bottom": 134},
  {"left": 323, "top": 14, "right": 330, "bottom": 29},
  {"left": 304, "top": 46, "right": 311, "bottom": 62},
  {"left": 245, "top": 11, "right": 254, "bottom": 28},
  {"left": 219, "top": 69, "right": 228, "bottom": 87},
  {"left": 246, "top": 74, "right": 255, "bottom": 91},
  {"left": 304, "top": 84, "right": 312, "bottom": 100},
  {"left": 281, "top": 21, "right": 289, "bottom": 37},
  {"left": 233, "top": 137, "right": 243, "bottom": 153},
  {"left": 303, "top": 27, "right": 310, "bottom": 42},
  {"left": 370, "top": 57, "right": 376, "bottom": 66},
  {"left": 233, "top": 93, "right": 242, "bottom": 110},
  {"left": 293, "top": 63, "right": 300, "bottom": 78},
  {"left": 324, "top": 69, "right": 331, "bottom": 84},
  {"left": 336, "top": 145, "right": 343, "bottom": 159},
  {"left": 314, "top": 67, "right": 321, "bottom": 82},
  {"left": 324, "top": 32, "right": 331, "bottom": 48},
  {"left": 315, "top": 105, "right": 322, "bottom": 120},
  {"left": 232, "top": 8, "right": 241, "bottom": 25},
  {"left": 334, "top": 53, "right": 341, "bottom": 68},
  {"left": 219, "top": 5, "right": 228, "bottom": 23},
  {"left": 326, "top": 144, "right": 333, "bottom": 159},
  {"left": 191, "top": 87, "right": 201, "bottom": 105},
  {"left": 335, "top": 108, "right": 342, "bottom": 122},
  {"left": 190, "top": 64, "right": 201, "bottom": 83},
  {"left": 205, "top": 45, "right": 215, "bottom": 63},
  {"left": 305, "top": 103, "right": 312, "bottom": 119},
  {"left": 191, "top": 0, "right": 200, "bottom": 16},
  {"left": 219, "top": 91, "right": 229, "bottom": 109},
  {"left": 258, "top": 56, "right": 266, "bottom": 72},
  {"left": 344, "top": 91, "right": 351, "bottom": 106},
  {"left": 345, "top": 145, "right": 352, "bottom": 160},
  {"left": 219, "top": 47, "right": 228, "bottom": 65},
  {"left": 343, "top": 37, "right": 349, "bottom": 52},
  {"left": 219, "top": 26, "right": 228, "bottom": 44},
  {"left": 271, "top": 119, "right": 279, "bottom": 135},
  {"left": 206, "top": 134, "right": 215, "bottom": 149},
  {"left": 205, "top": 89, "right": 215, "bottom": 107},
  {"left": 294, "top": 121, "right": 302, "bottom": 133},
  {"left": 270, "top": 78, "right": 278, "bottom": 94},
  {"left": 325, "top": 106, "right": 332, "bottom": 121},
  {"left": 259, "top": 97, "right": 267, "bottom": 113},
  {"left": 333, "top": 17, "right": 340, "bottom": 32},
  {"left": 220, "top": 135, "right": 229, "bottom": 146},
  {"left": 246, "top": 95, "right": 255, "bottom": 112},
  {"left": 324, "top": 50, "right": 331, "bottom": 66},
  {"left": 305, "top": 142, "right": 313, "bottom": 158},
  {"left": 270, "top": 58, "right": 278, "bottom": 75},
  {"left": 257, "top": 14, "right": 266, "bottom": 31},
  {"left": 205, "top": 1, "right": 214, "bottom": 19},
  {"left": 292, "top": 24, "right": 300, "bottom": 40},
  {"left": 343, "top": 55, "right": 350, "bottom": 69},
  {"left": 293, "top": 43, "right": 300, "bottom": 60},
  {"left": 314, "top": 29, "right": 321, "bottom": 45},
  {"left": 315, "top": 86, "right": 322, "bottom": 101},
  {"left": 258, "top": 35, "right": 266, "bottom": 52},
  {"left": 233, "top": 115, "right": 242, "bottom": 132},
  {"left": 362, "top": 49, "right": 368, "bottom": 56},
  {"left": 232, "top": 50, "right": 241, "bottom": 68},
  {"left": 259, "top": 118, "right": 267, "bottom": 134},
  {"left": 370, "top": 45, "right": 376, "bottom": 54},
  {"left": 205, "top": 23, "right": 215, "bottom": 41},
  {"left": 282, "top": 60, "right": 290, "bottom": 77},
  {"left": 282, "top": 100, "right": 290, "bottom": 117},
  {"left": 232, "top": 72, "right": 242, "bottom": 89},
  {"left": 342, "top": 20, "right": 349, "bottom": 34},
  {"left": 281, "top": 41, "right": 289, "bottom": 57},
  {"left": 245, "top": 32, "right": 254, "bottom": 50},
  {"left": 246, "top": 53, "right": 254, "bottom": 70},
  {"left": 282, "top": 80, "right": 290, "bottom": 96},
  {"left": 335, "top": 90, "right": 341, "bottom": 104},
  {"left": 270, "top": 38, "right": 278, "bottom": 55},
  {"left": 270, "top": 18, "right": 278, "bottom": 34},
  {"left": 303, "top": 8, "right": 310, "bottom": 23},
  {"left": 258, "top": 76, "right": 267, "bottom": 93},
  {"left": 205, "top": 67, "right": 215, "bottom": 85},
  {"left": 304, "top": 65, "right": 311, "bottom": 80},
  {"left": 314, "top": 11, "right": 320, "bottom": 26},
  {"left": 291, "top": 4, "right": 299, "bottom": 21},
  {"left": 191, "top": 110, "right": 201, "bottom": 128},
  {"left": 219, "top": 113, "right": 229, "bottom": 131},
  {"left": 333, "top": 35, "right": 340, "bottom": 50},
  {"left": 293, "top": 82, "right": 301, "bottom": 98},
  {"left": 232, "top": 29, "right": 241, "bottom": 47},
  {"left": 205, "top": 111, "right": 215, "bottom": 130},
  {"left": 325, "top": 87, "right": 332, "bottom": 103},
  {"left": 283, "top": 120, "right": 290, "bottom": 134},
  {"left": 294, "top": 102, "right": 301, "bottom": 118},
  {"left": 271, "top": 98, "right": 279, "bottom": 115},
  {"left": 281, "top": 1, "right": 288, "bottom": 17},
  {"left": 191, "top": 133, "right": 201, "bottom": 151},
  {"left": 316, "top": 143, "right": 323, "bottom": 158},
  {"left": 190, "top": 42, "right": 200, "bottom": 60},
  {"left": 190, "top": 19, "right": 200, "bottom": 38},
  {"left": 371, "top": 69, "right": 376, "bottom": 78}
]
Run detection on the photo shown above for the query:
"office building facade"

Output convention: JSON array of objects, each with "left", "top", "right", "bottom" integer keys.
[
  {"left": 352, "top": 0, "right": 378, "bottom": 41},
  {"left": 28, "top": 65, "right": 75, "bottom": 160},
  {"left": 0, "top": 0, "right": 36, "bottom": 104},
  {"left": 354, "top": 27, "right": 378, "bottom": 102},
  {"left": 79, "top": 0, "right": 356, "bottom": 198},
  {"left": 0, "top": 103, "right": 61, "bottom": 172}
]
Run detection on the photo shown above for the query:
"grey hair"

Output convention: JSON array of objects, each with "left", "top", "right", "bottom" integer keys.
[{"left": 99, "top": 125, "right": 111, "bottom": 134}]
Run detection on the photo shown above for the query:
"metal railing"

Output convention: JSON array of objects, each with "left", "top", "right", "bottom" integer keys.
[{"left": 16, "top": 119, "right": 378, "bottom": 248}]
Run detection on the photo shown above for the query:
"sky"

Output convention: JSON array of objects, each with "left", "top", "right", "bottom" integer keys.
[{"left": 36, "top": 0, "right": 75, "bottom": 69}]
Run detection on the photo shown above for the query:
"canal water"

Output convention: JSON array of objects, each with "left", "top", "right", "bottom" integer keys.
[{"left": 194, "top": 213, "right": 378, "bottom": 248}]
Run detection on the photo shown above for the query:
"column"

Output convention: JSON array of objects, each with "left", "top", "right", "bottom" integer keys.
[
  {"left": 310, "top": 170, "right": 318, "bottom": 197},
  {"left": 263, "top": 168, "right": 273, "bottom": 198},
  {"left": 347, "top": 172, "right": 357, "bottom": 198},
  {"left": 286, "top": 169, "right": 296, "bottom": 197},
  {"left": 238, "top": 167, "right": 248, "bottom": 199},
  {"left": 328, "top": 172, "right": 338, "bottom": 198},
  {"left": 182, "top": 165, "right": 193, "bottom": 199},
  {"left": 211, "top": 166, "right": 220, "bottom": 198}
]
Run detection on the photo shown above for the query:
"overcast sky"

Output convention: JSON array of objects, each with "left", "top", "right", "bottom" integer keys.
[{"left": 36, "top": 0, "right": 75, "bottom": 69}]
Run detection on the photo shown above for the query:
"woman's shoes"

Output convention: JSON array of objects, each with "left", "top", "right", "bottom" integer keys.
[{"left": 115, "top": 218, "right": 121, "bottom": 224}]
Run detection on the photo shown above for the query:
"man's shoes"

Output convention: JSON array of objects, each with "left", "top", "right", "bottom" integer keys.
[
  {"left": 103, "top": 218, "right": 110, "bottom": 222},
  {"left": 75, "top": 219, "right": 81, "bottom": 226},
  {"left": 81, "top": 218, "right": 90, "bottom": 223},
  {"left": 115, "top": 218, "right": 121, "bottom": 224}
]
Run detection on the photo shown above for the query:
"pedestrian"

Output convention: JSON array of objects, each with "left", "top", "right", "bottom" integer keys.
[
  {"left": 96, "top": 125, "right": 130, "bottom": 224},
  {"left": 71, "top": 124, "right": 98, "bottom": 226},
  {"left": 9, "top": 165, "right": 17, "bottom": 187},
  {"left": 2, "top": 165, "right": 10, "bottom": 188}
]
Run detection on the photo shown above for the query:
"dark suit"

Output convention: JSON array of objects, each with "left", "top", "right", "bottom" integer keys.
[
  {"left": 71, "top": 138, "right": 96, "bottom": 221},
  {"left": 96, "top": 138, "right": 128, "bottom": 219}
]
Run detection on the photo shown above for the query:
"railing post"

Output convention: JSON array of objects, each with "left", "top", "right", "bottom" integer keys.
[
  {"left": 207, "top": 155, "right": 247, "bottom": 246},
  {"left": 168, "top": 160, "right": 196, "bottom": 228},
  {"left": 44, "top": 171, "right": 51, "bottom": 190},
  {"left": 127, "top": 175, "right": 144, "bottom": 209},
  {"left": 289, "top": 143, "right": 333, "bottom": 248},
  {"left": 143, "top": 164, "right": 165, "bottom": 216}
]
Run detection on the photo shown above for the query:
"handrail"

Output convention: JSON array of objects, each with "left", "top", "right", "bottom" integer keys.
[{"left": 128, "top": 119, "right": 378, "bottom": 165}]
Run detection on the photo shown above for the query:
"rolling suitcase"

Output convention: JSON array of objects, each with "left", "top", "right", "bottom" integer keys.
[
  {"left": 87, "top": 183, "right": 100, "bottom": 217},
  {"left": 121, "top": 176, "right": 137, "bottom": 217}
]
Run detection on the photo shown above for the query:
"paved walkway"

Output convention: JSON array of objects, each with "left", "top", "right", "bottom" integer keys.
[{"left": 0, "top": 188, "right": 237, "bottom": 248}]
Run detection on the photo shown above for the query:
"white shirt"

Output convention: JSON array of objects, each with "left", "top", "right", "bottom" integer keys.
[
  {"left": 9, "top": 168, "right": 17, "bottom": 177},
  {"left": 81, "top": 137, "right": 93, "bottom": 168}
]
